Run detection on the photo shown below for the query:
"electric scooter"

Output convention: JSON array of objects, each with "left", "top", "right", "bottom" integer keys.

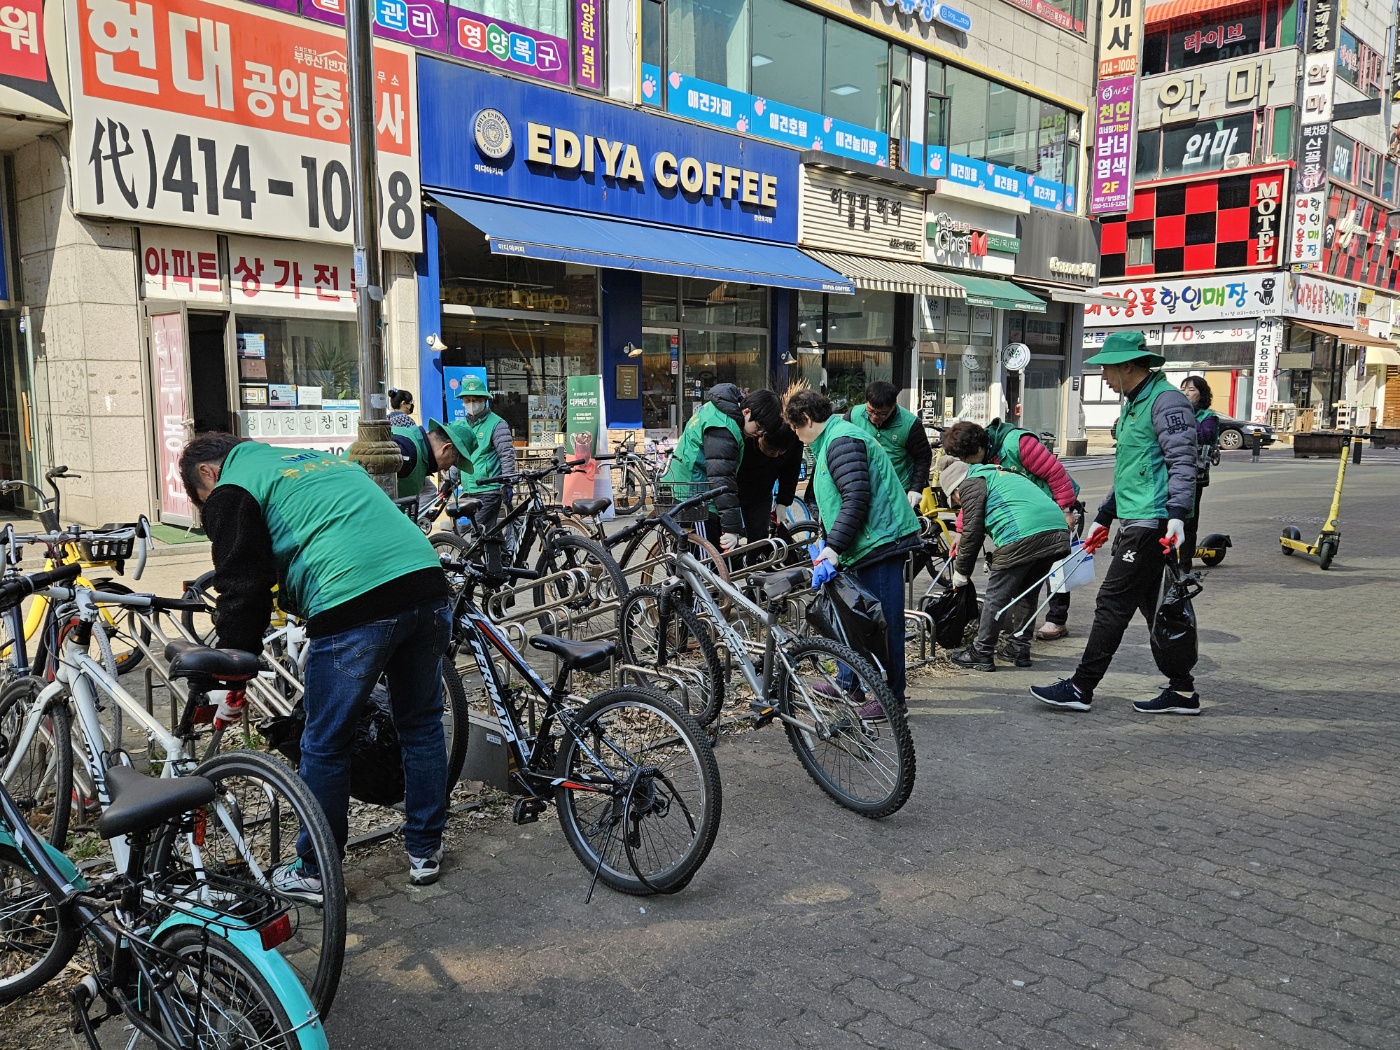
[
  {"left": 1196, "top": 533, "right": 1232, "bottom": 566},
  {"left": 1279, "top": 430, "right": 1364, "bottom": 570}
]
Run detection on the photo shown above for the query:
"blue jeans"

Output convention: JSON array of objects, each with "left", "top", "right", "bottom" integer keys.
[
  {"left": 297, "top": 598, "right": 451, "bottom": 865},
  {"left": 850, "top": 555, "right": 908, "bottom": 706}
]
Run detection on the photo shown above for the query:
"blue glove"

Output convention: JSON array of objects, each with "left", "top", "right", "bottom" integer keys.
[
  {"left": 811, "top": 559, "right": 837, "bottom": 589},
  {"left": 807, "top": 541, "right": 824, "bottom": 563}
]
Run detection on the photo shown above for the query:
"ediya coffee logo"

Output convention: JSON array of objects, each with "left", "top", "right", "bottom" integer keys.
[{"left": 474, "top": 109, "right": 513, "bottom": 160}]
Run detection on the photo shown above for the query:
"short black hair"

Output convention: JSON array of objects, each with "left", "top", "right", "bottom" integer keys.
[
  {"left": 742, "top": 389, "right": 783, "bottom": 435},
  {"left": 942, "top": 421, "right": 989, "bottom": 460},
  {"left": 389, "top": 388, "right": 414, "bottom": 409},
  {"left": 865, "top": 381, "right": 899, "bottom": 409},
  {"left": 179, "top": 432, "right": 247, "bottom": 507},
  {"left": 784, "top": 389, "right": 833, "bottom": 428},
  {"left": 1180, "top": 375, "right": 1212, "bottom": 410},
  {"left": 760, "top": 424, "right": 798, "bottom": 455}
]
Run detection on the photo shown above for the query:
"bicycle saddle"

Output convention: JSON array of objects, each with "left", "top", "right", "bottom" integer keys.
[
  {"left": 98, "top": 765, "right": 216, "bottom": 840},
  {"left": 164, "top": 639, "right": 260, "bottom": 683},
  {"left": 751, "top": 566, "right": 811, "bottom": 603},
  {"left": 446, "top": 499, "right": 483, "bottom": 520},
  {"left": 529, "top": 634, "right": 616, "bottom": 673},
  {"left": 570, "top": 498, "right": 612, "bottom": 518}
]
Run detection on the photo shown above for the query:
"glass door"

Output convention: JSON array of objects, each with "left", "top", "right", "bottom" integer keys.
[
  {"left": 680, "top": 330, "right": 766, "bottom": 421},
  {"left": 641, "top": 328, "right": 681, "bottom": 435}
]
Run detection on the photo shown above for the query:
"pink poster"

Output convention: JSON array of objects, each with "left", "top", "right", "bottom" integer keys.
[{"left": 150, "top": 313, "right": 195, "bottom": 522}]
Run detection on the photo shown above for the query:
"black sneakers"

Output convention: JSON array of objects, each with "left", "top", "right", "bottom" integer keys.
[
  {"left": 1030, "top": 679, "right": 1091, "bottom": 711},
  {"left": 949, "top": 647, "right": 995, "bottom": 672},
  {"left": 1133, "top": 689, "right": 1201, "bottom": 715}
]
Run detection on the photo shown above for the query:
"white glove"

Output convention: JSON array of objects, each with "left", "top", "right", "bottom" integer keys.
[
  {"left": 907, "top": 490, "right": 922, "bottom": 508},
  {"left": 951, "top": 571, "right": 971, "bottom": 588},
  {"left": 1165, "top": 518, "right": 1186, "bottom": 550},
  {"left": 776, "top": 502, "right": 795, "bottom": 518},
  {"left": 1083, "top": 521, "right": 1110, "bottom": 552},
  {"left": 720, "top": 532, "right": 741, "bottom": 551},
  {"left": 815, "top": 545, "right": 839, "bottom": 566},
  {"left": 211, "top": 689, "right": 246, "bottom": 729}
]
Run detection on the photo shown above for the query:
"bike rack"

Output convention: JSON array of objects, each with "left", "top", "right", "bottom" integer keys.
[{"left": 905, "top": 608, "right": 938, "bottom": 669}]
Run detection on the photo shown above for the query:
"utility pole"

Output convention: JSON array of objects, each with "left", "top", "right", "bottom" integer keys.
[{"left": 343, "top": 0, "right": 399, "bottom": 496}]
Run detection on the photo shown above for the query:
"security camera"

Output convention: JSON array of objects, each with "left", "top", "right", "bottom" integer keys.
[{"left": 426, "top": 334, "right": 448, "bottom": 353}]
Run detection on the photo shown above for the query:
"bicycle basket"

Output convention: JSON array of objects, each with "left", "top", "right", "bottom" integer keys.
[
  {"left": 81, "top": 525, "right": 136, "bottom": 564},
  {"left": 653, "top": 481, "right": 713, "bottom": 523},
  {"left": 139, "top": 866, "right": 291, "bottom": 935}
]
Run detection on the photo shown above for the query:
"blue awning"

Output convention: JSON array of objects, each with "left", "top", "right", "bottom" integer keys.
[{"left": 431, "top": 192, "right": 855, "bottom": 295}]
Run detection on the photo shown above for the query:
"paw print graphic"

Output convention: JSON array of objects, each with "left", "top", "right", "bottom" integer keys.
[
  {"left": 736, "top": 116, "right": 749, "bottom": 132},
  {"left": 823, "top": 117, "right": 833, "bottom": 133},
  {"left": 669, "top": 70, "right": 682, "bottom": 89},
  {"left": 986, "top": 163, "right": 995, "bottom": 176},
  {"left": 812, "top": 138, "right": 823, "bottom": 151},
  {"left": 754, "top": 98, "right": 766, "bottom": 116},
  {"left": 642, "top": 74, "right": 657, "bottom": 100},
  {"left": 877, "top": 156, "right": 887, "bottom": 167}
]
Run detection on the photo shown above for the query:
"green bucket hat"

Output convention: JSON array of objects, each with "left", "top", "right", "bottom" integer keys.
[
  {"left": 428, "top": 418, "right": 477, "bottom": 465},
  {"left": 454, "top": 374, "right": 495, "bottom": 399},
  {"left": 1084, "top": 330, "right": 1166, "bottom": 367}
]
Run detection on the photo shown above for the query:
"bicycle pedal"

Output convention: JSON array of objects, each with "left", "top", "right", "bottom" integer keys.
[
  {"left": 748, "top": 700, "right": 776, "bottom": 727},
  {"left": 512, "top": 797, "right": 547, "bottom": 825}
]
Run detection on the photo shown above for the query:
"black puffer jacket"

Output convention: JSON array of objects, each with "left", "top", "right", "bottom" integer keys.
[
  {"left": 701, "top": 383, "right": 745, "bottom": 532},
  {"left": 822, "top": 434, "right": 871, "bottom": 556}
]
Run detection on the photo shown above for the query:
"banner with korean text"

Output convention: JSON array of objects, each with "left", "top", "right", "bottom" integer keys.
[
  {"left": 1089, "top": 0, "right": 1143, "bottom": 215},
  {"left": 65, "top": 0, "right": 422, "bottom": 251}
]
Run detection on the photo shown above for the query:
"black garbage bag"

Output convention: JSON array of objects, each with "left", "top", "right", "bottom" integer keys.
[
  {"left": 808, "top": 573, "right": 889, "bottom": 669},
  {"left": 258, "top": 685, "right": 406, "bottom": 807},
  {"left": 923, "top": 583, "right": 979, "bottom": 649},
  {"left": 1150, "top": 561, "right": 1203, "bottom": 677}
]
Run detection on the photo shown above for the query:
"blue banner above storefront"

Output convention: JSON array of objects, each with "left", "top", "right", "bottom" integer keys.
[
  {"left": 927, "top": 146, "right": 1076, "bottom": 213},
  {"left": 418, "top": 57, "right": 801, "bottom": 243}
]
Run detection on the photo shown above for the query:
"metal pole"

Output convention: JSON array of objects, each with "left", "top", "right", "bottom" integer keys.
[{"left": 343, "top": 0, "right": 399, "bottom": 495}]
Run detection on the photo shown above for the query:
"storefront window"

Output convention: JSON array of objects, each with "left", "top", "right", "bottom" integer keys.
[
  {"left": 642, "top": 0, "right": 663, "bottom": 98},
  {"left": 751, "top": 0, "right": 822, "bottom": 114},
  {"left": 681, "top": 279, "right": 767, "bottom": 326},
  {"left": 235, "top": 315, "right": 359, "bottom": 400},
  {"left": 438, "top": 209, "right": 598, "bottom": 316},
  {"left": 668, "top": 0, "right": 749, "bottom": 91},
  {"left": 823, "top": 19, "right": 888, "bottom": 130},
  {"left": 440, "top": 318, "right": 598, "bottom": 444},
  {"left": 1020, "top": 361, "right": 1062, "bottom": 435},
  {"left": 459, "top": 0, "right": 570, "bottom": 39},
  {"left": 945, "top": 66, "right": 1078, "bottom": 182},
  {"left": 681, "top": 330, "right": 766, "bottom": 418},
  {"left": 826, "top": 290, "right": 895, "bottom": 347},
  {"left": 826, "top": 350, "right": 892, "bottom": 411},
  {"left": 1141, "top": 0, "right": 1288, "bottom": 75},
  {"left": 1008, "top": 310, "right": 1067, "bottom": 357},
  {"left": 642, "top": 273, "right": 680, "bottom": 322}
]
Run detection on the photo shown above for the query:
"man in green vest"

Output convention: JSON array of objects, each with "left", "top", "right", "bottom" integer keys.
[
  {"left": 455, "top": 375, "right": 517, "bottom": 530},
  {"left": 846, "top": 381, "right": 933, "bottom": 505},
  {"left": 391, "top": 418, "right": 476, "bottom": 514},
  {"left": 937, "top": 455, "right": 1070, "bottom": 670},
  {"left": 1031, "top": 331, "right": 1201, "bottom": 716},
  {"left": 785, "top": 387, "right": 922, "bottom": 715},
  {"left": 179, "top": 433, "right": 452, "bottom": 889},
  {"left": 660, "top": 384, "right": 783, "bottom": 550}
]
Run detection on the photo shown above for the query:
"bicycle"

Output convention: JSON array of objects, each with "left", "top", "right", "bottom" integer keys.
[
  {"left": 0, "top": 768, "right": 326, "bottom": 1048},
  {"left": 587, "top": 434, "right": 673, "bottom": 517},
  {"left": 616, "top": 489, "right": 917, "bottom": 818},
  {"left": 443, "top": 556, "right": 721, "bottom": 897},
  {"left": 0, "top": 566, "right": 347, "bottom": 1018}
]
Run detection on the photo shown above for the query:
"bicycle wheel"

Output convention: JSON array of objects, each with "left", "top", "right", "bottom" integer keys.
[
  {"left": 150, "top": 749, "right": 346, "bottom": 1020},
  {"left": 440, "top": 660, "right": 470, "bottom": 794},
  {"left": 0, "top": 676, "right": 72, "bottom": 848},
  {"left": 429, "top": 531, "right": 470, "bottom": 593},
  {"left": 181, "top": 570, "right": 220, "bottom": 646},
  {"left": 617, "top": 586, "right": 725, "bottom": 726},
  {"left": 532, "top": 533, "right": 629, "bottom": 635},
  {"left": 0, "top": 842, "right": 80, "bottom": 1005},
  {"left": 609, "top": 464, "right": 647, "bottom": 516},
  {"left": 134, "top": 925, "right": 302, "bottom": 1049},
  {"left": 639, "top": 533, "right": 731, "bottom": 615},
  {"left": 554, "top": 687, "right": 721, "bottom": 896},
  {"left": 780, "top": 637, "right": 916, "bottom": 819}
]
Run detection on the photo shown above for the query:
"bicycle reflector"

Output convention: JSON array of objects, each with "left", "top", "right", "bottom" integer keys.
[{"left": 260, "top": 913, "right": 293, "bottom": 951}]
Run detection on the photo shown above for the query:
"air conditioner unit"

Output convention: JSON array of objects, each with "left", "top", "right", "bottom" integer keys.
[{"left": 1224, "top": 154, "right": 1250, "bottom": 169}]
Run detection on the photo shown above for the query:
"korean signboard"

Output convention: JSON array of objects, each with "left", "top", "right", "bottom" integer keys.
[
  {"left": 1140, "top": 53, "right": 1296, "bottom": 129},
  {"left": 301, "top": 0, "right": 447, "bottom": 51},
  {"left": 228, "top": 235, "right": 355, "bottom": 312},
  {"left": 0, "top": 0, "right": 68, "bottom": 123},
  {"left": 149, "top": 311, "right": 195, "bottom": 524},
  {"left": 1089, "top": 0, "right": 1143, "bottom": 216},
  {"left": 1084, "top": 273, "right": 1283, "bottom": 326},
  {"left": 996, "top": 0, "right": 1083, "bottom": 36},
  {"left": 1299, "top": 49, "right": 1335, "bottom": 193},
  {"left": 1289, "top": 190, "right": 1325, "bottom": 264},
  {"left": 1286, "top": 272, "right": 1359, "bottom": 325},
  {"left": 1251, "top": 317, "right": 1282, "bottom": 423},
  {"left": 922, "top": 196, "right": 1019, "bottom": 276},
  {"left": 799, "top": 167, "right": 924, "bottom": 263},
  {"left": 139, "top": 226, "right": 221, "bottom": 301},
  {"left": 65, "top": 0, "right": 423, "bottom": 251}
]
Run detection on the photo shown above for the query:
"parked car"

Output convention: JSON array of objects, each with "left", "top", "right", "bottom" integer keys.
[{"left": 1215, "top": 416, "right": 1276, "bottom": 451}]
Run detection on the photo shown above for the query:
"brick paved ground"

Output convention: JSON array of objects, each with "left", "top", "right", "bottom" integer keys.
[
  {"left": 325, "top": 448, "right": 1400, "bottom": 1049},
  {"left": 4, "top": 448, "right": 1397, "bottom": 1049}
]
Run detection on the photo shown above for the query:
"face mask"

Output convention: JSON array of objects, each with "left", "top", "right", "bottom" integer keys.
[{"left": 464, "top": 400, "right": 488, "bottom": 420}]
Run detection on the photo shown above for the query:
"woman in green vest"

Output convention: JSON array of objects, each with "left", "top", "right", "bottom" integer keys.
[
  {"left": 937, "top": 455, "right": 1071, "bottom": 671},
  {"left": 846, "top": 380, "right": 933, "bottom": 504},
  {"left": 1178, "top": 376, "right": 1219, "bottom": 571},
  {"left": 455, "top": 375, "right": 517, "bottom": 530},
  {"left": 785, "top": 388, "right": 921, "bottom": 715}
]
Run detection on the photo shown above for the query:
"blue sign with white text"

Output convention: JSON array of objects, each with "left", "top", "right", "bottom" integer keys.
[
  {"left": 933, "top": 4, "right": 972, "bottom": 32},
  {"left": 418, "top": 57, "right": 801, "bottom": 243},
  {"left": 926, "top": 146, "right": 1075, "bottom": 212}
]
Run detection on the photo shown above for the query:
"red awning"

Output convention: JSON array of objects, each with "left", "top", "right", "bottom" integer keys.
[{"left": 1145, "top": 0, "right": 1259, "bottom": 26}]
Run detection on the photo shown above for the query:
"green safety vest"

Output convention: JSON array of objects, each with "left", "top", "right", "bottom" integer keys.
[
  {"left": 985, "top": 419, "right": 1080, "bottom": 501},
  {"left": 216, "top": 442, "right": 440, "bottom": 620},
  {"left": 966, "top": 463, "right": 1067, "bottom": 547},
  {"left": 850, "top": 404, "right": 919, "bottom": 491},
  {"left": 393, "top": 425, "right": 433, "bottom": 500},
  {"left": 810, "top": 417, "right": 920, "bottom": 566},
  {"left": 460, "top": 410, "right": 507, "bottom": 495},
  {"left": 661, "top": 401, "right": 744, "bottom": 508},
  {"left": 1113, "top": 372, "right": 1190, "bottom": 520}
]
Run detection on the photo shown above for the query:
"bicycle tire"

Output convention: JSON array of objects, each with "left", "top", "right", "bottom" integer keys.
[
  {"left": 609, "top": 464, "right": 647, "bottom": 517},
  {"left": 780, "top": 637, "right": 916, "bottom": 819},
  {"left": 553, "top": 687, "right": 721, "bottom": 896},
  {"left": 180, "top": 570, "right": 220, "bottom": 646},
  {"left": 639, "top": 532, "right": 731, "bottom": 614},
  {"left": 0, "top": 676, "right": 73, "bottom": 849},
  {"left": 428, "top": 531, "right": 470, "bottom": 593},
  {"left": 440, "top": 660, "right": 470, "bottom": 794},
  {"left": 0, "top": 842, "right": 80, "bottom": 1005},
  {"left": 144, "top": 925, "right": 303, "bottom": 1049},
  {"left": 149, "top": 749, "right": 347, "bottom": 1020},
  {"left": 532, "top": 533, "right": 629, "bottom": 635},
  {"left": 617, "top": 586, "right": 725, "bottom": 726}
]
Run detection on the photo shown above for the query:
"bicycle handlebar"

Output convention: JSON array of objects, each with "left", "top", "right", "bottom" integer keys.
[
  {"left": 655, "top": 487, "right": 727, "bottom": 538},
  {"left": 0, "top": 562, "right": 82, "bottom": 612}
]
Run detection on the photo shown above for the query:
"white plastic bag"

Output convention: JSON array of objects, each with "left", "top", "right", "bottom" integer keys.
[{"left": 1049, "top": 541, "right": 1095, "bottom": 594}]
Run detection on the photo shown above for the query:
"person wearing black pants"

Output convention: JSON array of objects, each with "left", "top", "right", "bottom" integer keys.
[{"left": 736, "top": 427, "right": 804, "bottom": 546}]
